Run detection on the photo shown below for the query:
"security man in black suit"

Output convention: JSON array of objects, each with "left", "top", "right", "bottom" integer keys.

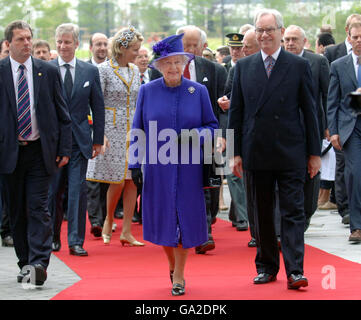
[{"left": 0, "top": 20, "right": 72, "bottom": 286}]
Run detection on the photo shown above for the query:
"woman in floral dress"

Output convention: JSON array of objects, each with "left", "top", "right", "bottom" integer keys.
[{"left": 87, "top": 27, "right": 144, "bottom": 246}]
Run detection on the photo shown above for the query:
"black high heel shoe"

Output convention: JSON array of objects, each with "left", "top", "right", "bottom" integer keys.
[{"left": 171, "top": 280, "right": 185, "bottom": 296}]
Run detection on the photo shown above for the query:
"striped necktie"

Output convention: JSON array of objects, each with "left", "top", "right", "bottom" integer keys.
[
  {"left": 265, "top": 55, "right": 275, "bottom": 78},
  {"left": 17, "top": 65, "right": 32, "bottom": 139}
]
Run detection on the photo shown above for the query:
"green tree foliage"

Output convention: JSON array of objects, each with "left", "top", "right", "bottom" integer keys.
[{"left": 0, "top": 0, "right": 28, "bottom": 38}]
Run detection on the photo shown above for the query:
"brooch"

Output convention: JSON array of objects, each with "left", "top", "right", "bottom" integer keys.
[{"left": 188, "top": 86, "right": 195, "bottom": 94}]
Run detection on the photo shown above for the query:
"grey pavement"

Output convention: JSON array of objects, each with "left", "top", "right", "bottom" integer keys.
[{"left": 0, "top": 182, "right": 360, "bottom": 300}]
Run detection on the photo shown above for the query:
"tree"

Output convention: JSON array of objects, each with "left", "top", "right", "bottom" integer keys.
[
  {"left": 77, "top": 0, "right": 119, "bottom": 37},
  {"left": 0, "top": 0, "right": 28, "bottom": 38},
  {"left": 31, "top": 0, "right": 71, "bottom": 46}
]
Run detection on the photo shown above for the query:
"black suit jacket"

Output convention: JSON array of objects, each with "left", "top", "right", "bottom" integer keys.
[
  {"left": 228, "top": 49, "right": 321, "bottom": 171},
  {"left": 324, "top": 41, "right": 347, "bottom": 64},
  {"left": 302, "top": 50, "right": 330, "bottom": 138},
  {"left": 0, "top": 57, "right": 72, "bottom": 175}
]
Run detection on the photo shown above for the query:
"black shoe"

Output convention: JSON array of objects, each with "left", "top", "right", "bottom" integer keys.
[
  {"left": 1, "top": 235, "right": 14, "bottom": 247},
  {"left": 69, "top": 245, "right": 88, "bottom": 256},
  {"left": 52, "top": 240, "right": 61, "bottom": 252},
  {"left": 342, "top": 214, "right": 350, "bottom": 225},
  {"left": 248, "top": 238, "right": 256, "bottom": 247},
  {"left": 253, "top": 273, "right": 277, "bottom": 284},
  {"left": 171, "top": 280, "right": 185, "bottom": 296},
  {"left": 287, "top": 273, "right": 308, "bottom": 289},
  {"left": 195, "top": 235, "right": 215, "bottom": 254},
  {"left": 90, "top": 224, "right": 102, "bottom": 238},
  {"left": 18, "top": 264, "right": 47, "bottom": 286},
  {"left": 235, "top": 221, "right": 248, "bottom": 231}
]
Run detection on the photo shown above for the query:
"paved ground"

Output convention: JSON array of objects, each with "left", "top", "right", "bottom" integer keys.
[{"left": 0, "top": 183, "right": 360, "bottom": 300}]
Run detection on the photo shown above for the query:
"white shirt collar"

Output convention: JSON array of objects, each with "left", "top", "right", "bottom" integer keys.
[
  {"left": 58, "top": 56, "right": 76, "bottom": 68},
  {"left": 261, "top": 46, "right": 282, "bottom": 62},
  {"left": 10, "top": 55, "right": 32, "bottom": 72},
  {"left": 298, "top": 49, "right": 305, "bottom": 57},
  {"left": 351, "top": 51, "right": 360, "bottom": 65},
  {"left": 345, "top": 38, "right": 353, "bottom": 54}
]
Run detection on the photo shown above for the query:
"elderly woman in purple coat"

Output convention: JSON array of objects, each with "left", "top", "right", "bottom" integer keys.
[{"left": 129, "top": 34, "right": 218, "bottom": 296}]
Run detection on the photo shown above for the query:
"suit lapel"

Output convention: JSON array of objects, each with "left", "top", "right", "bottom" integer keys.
[
  {"left": 72, "top": 59, "right": 84, "bottom": 99},
  {"left": 255, "top": 49, "right": 290, "bottom": 114},
  {"left": 344, "top": 54, "right": 358, "bottom": 89},
  {"left": 32, "top": 57, "right": 42, "bottom": 110},
  {"left": 1, "top": 58, "right": 17, "bottom": 118}
]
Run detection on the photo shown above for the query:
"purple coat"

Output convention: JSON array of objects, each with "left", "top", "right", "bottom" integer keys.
[{"left": 129, "top": 77, "right": 218, "bottom": 248}]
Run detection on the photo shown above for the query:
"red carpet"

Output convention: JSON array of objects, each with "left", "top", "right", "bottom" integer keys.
[{"left": 52, "top": 218, "right": 361, "bottom": 300}]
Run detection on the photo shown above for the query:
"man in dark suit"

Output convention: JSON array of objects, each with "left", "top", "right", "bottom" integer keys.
[
  {"left": 327, "top": 22, "right": 361, "bottom": 243},
  {"left": 49, "top": 23, "right": 105, "bottom": 256},
  {"left": 284, "top": 25, "right": 330, "bottom": 229},
  {"left": 228, "top": 9, "right": 321, "bottom": 289},
  {"left": 324, "top": 14, "right": 361, "bottom": 225},
  {"left": 0, "top": 20, "right": 72, "bottom": 285}
]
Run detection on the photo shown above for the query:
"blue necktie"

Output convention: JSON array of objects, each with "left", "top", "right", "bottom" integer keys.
[
  {"left": 17, "top": 65, "right": 32, "bottom": 139},
  {"left": 357, "top": 56, "right": 361, "bottom": 88}
]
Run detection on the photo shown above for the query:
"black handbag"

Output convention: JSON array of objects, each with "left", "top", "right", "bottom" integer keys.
[{"left": 203, "top": 150, "right": 222, "bottom": 189}]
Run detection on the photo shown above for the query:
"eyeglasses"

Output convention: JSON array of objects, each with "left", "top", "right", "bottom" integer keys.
[{"left": 255, "top": 27, "right": 281, "bottom": 35}]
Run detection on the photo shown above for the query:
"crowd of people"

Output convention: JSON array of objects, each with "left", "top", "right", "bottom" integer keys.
[{"left": 0, "top": 8, "right": 361, "bottom": 296}]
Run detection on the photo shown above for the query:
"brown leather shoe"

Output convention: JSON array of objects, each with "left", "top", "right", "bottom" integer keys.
[{"left": 349, "top": 229, "right": 361, "bottom": 242}]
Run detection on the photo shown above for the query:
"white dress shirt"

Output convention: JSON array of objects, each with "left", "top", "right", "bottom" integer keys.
[
  {"left": 58, "top": 56, "right": 76, "bottom": 83},
  {"left": 10, "top": 56, "right": 40, "bottom": 141},
  {"left": 351, "top": 51, "right": 360, "bottom": 81}
]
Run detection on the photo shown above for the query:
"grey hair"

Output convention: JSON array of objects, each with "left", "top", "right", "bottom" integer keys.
[
  {"left": 285, "top": 25, "right": 306, "bottom": 40},
  {"left": 200, "top": 29, "right": 207, "bottom": 46},
  {"left": 254, "top": 9, "right": 284, "bottom": 28},
  {"left": 55, "top": 23, "right": 80, "bottom": 43},
  {"left": 153, "top": 54, "right": 190, "bottom": 73},
  {"left": 176, "top": 25, "right": 202, "bottom": 44}
]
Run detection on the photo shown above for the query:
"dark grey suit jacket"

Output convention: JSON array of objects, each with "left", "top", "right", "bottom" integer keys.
[
  {"left": 324, "top": 41, "right": 347, "bottom": 64},
  {"left": 228, "top": 48, "right": 320, "bottom": 171},
  {"left": 302, "top": 50, "right": 330, "bottom": 138},
  {"left": 327, "top": 53, "right": 359, "bottom": 147}
]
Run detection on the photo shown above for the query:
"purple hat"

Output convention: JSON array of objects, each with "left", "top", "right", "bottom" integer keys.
[{"left": 149, "top": 33, "right": 194, "bottom": 69}]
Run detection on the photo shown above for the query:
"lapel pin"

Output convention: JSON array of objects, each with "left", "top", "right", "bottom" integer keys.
[
  {"left": 38, "top": 73, "right": 42, "bottom": 76},
  {"left": 188, "top": 86, "right": 195, "bottom": 94}
]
